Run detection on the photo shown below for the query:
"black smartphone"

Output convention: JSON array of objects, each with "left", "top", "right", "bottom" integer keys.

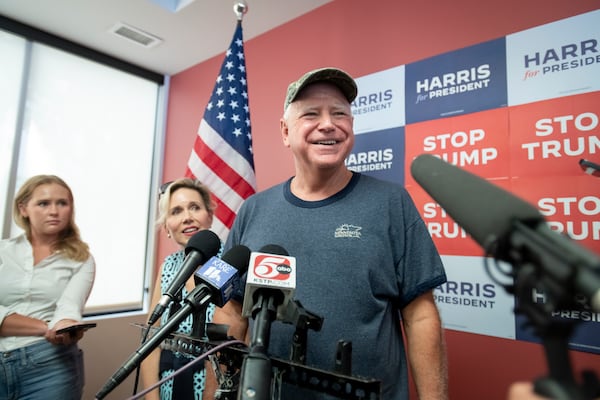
[{"left": 56, "top": 323, "right": 97, "bottom": 334}]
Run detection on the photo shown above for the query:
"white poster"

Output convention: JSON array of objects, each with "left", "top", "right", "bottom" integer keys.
[
  {"left": 352, "top": 65, "right": 405, "bottom": 134},
  {"left": 506, "top": 9, "right": 600, "bottom": 106},
  {"left": 434, "top": 255, "right": 516, "bottom": 339}
]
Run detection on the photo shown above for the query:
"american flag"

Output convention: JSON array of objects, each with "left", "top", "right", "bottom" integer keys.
[{"left": 185, "top": 21, "right": 256, "bottom": 241}]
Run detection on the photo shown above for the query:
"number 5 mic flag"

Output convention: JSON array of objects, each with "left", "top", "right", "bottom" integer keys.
[{"left": 185, "top": 21, "right": 256, "bottom": 241}]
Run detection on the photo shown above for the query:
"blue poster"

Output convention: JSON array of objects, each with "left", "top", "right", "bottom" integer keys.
[
  {"left": 405, "top": 38, "right": 508, "bottom": 124},
  {"left": 346, "top": 127, "right": 405, "bottom": 185}
]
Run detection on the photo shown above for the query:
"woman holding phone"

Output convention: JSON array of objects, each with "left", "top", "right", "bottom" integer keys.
[{"left": 0, "top": 175, "right": 96, "bottom": 400}]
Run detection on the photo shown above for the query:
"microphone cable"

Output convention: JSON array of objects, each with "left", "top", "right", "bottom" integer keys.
[{"left": 124, "top": 339, "right": 247, "bottom": 400}]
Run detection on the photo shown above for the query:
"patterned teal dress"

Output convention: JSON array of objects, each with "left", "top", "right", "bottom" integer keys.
[{"left": 158, "top": 249, "right": 217, "bottom": 400}]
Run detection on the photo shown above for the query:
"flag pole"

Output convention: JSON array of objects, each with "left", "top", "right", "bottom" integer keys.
[{"left": 233, "top": 1, "right": 248, "bottom": 21}]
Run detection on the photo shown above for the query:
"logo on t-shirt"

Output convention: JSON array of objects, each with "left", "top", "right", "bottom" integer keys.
[{"left": 334, "top": 224, "right": 362, "bottom": 238}]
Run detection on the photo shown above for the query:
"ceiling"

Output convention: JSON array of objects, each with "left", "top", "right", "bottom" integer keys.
[{"left": 0, "top": 0, "right": 331, "bottom": 76}]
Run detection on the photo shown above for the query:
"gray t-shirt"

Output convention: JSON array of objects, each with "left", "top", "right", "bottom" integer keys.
[{"left": 226, "top": 172, "right": 446, "bottom": 400}]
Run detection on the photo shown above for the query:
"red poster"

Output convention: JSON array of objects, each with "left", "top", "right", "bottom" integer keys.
[
  {"left": 509, "top": 91, "right": 600, "bottom": 178},
  {"left": 406, "top": 183, "right": 509, "bottom": 257},
  {"left": 511, "top": 175, "right": 600, "bottom": 254},
  {"left": 405, "top": 108, "right": 511, "bottom": 186}
]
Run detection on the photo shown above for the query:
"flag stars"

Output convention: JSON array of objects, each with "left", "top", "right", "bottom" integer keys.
[
  {"left": 227, "top": 87, "right": 237, "bottom": 96},
  {"left": 216, "top": 99, "right": 225, "bottom": 108},
  {"left": 233, "top": 128, "right": 242, "bottom": 137},
  {"left": 237, "top": 51, "right": 244, "bottom": 61},
  {"left": 216, "top": 87, "right": 224, "bottom": 96},
  {"left": 229, "top": 100, "right": 239, "bottom": 109},
  {"left": 225, "top": 61, "right": 234, "bottom": 70},
  {"left": 226, "top": 73, "right": 236, "bottom": 82},
  {"left": 231, "top": 114, "right": 241, "bottom": 123},
  {"left": 217, "top": 112, "right": 226, "bottom": 121}
]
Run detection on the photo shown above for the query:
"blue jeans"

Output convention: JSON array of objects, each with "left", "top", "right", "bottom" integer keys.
[{"left": 0, "top": 340, "right": 84, "bottom": 400}]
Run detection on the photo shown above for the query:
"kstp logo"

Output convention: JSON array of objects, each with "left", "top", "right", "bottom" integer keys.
[{"left": 252, "top": 255, "right": 292, "bottom": 281}]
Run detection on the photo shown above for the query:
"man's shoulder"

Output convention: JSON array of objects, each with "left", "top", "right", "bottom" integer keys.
[{"left": 356, "top": 173, "right": 406, "bottom": 193}]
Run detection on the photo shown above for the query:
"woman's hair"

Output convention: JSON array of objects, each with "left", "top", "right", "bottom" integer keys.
[
  {"left": 13, "top": 175, "right": 90, "bottom": 262},
  {"left": 156, "top": 178, "right": 216, "bottom": 227}
]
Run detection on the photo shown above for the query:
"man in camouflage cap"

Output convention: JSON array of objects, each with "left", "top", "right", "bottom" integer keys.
[
  {"left": 210, "top": 66, "right": 448, "bottom": 400},
  {"left": 283, "top": 67, "right": 358, "bottom": 112}
]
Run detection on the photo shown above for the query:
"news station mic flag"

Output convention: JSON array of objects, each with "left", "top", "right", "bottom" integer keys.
[{"left": 185, "top": 18, "right": 256, "bottom": 241}]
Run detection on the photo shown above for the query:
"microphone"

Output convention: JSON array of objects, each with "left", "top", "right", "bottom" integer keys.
[
  {"left": 193, "top": 245, "right": 252, "bottom": 307},
  {"left": 410, "top": 153, "right": 600, "bottom": 312},
  {"left": 237, "top": 245, "right": 296, "bottom": 400},
  {"left": 241, "top": 244, "right": 297, "bottom": 323},
  {"left": 579, "top": 159, "right": 600, "bottom": 178},
  {"left": 147, "top": 229, "right": 221, "bottom": 326},
  {"left": 95, "top": 245, "right": 250, "bottom": 400}
]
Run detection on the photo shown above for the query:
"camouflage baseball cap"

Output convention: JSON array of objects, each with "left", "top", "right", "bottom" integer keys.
[{"left": 284, "top": 67, "right": 358, "bottom": 111}]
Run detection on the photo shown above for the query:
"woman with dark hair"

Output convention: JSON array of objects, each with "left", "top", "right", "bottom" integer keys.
[{"left": 0, "top": 175, "right": 96, "bottom": 400}]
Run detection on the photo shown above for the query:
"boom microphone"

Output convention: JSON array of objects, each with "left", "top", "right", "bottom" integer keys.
[
  {"left": 95, "top": 245, "right": 250, "bottom": 400},
  {"left": 147, "top": 229, "right": 221, "bottom": 326},
  {"left": 410, "top": 153, "right": 600, "bottom": 312}
]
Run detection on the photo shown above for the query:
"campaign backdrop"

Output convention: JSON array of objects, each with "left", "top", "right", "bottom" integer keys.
[{"left": 348, "top": 9, "right": 600, "bottom": 354}]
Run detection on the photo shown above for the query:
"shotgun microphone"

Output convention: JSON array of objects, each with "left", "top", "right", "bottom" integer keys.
[{"left": 410, "top": 153, "right": 600, "bottom": 312}]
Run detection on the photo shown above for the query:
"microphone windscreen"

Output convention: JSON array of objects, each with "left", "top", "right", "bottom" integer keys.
[
  {"left": 258, "top": 244, "right": 289, "bottom": 256},
  {"left": 410, "top": 154, "right": 543, "bottom": 253},
  {"left": 184, "top": 230, "right": 221, "bottom": 258},
  {"left": 222, "top": 245, "right": 251, "bottom": 275}
]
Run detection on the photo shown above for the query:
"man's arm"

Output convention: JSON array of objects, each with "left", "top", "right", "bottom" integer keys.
[
  {"left": 212, "top": 299, "right": 248, "bottom": 341},
  {"left": 402, "top": 290, "right": 448, "bottom": 400}
]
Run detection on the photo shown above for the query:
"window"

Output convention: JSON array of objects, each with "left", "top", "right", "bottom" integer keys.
[{"left": 0, "top": 27, "right": 166, "bottom": 315}]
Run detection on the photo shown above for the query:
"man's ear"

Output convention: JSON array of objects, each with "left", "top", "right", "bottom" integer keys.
[{"left": 280, "top": 119, "right": 290, "bottom": 147}]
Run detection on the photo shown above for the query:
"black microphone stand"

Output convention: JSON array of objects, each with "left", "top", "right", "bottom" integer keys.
[
  {"left": 237, "top": 289, "right": 283, "bottom": 400},
  {"left": 281, "top": 300, "right": 323, "bottom": 365},
  {"left": 95, "top": 286, "right": 212, "bottom": 399},
  {"left": 131, "top": 290, "right": 185, "bottom": 396},
  {"left": 496, "top": 221, "right": 600, "bottom": 400},
  {"left": 512, "top": 263, "right": 598, "bottom": 400}
]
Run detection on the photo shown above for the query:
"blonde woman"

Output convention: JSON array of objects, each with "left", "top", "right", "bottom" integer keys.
[
  {"left": 140, "top": 178, "right": 221, "bottom": 400},
  {"left": 0, "top": 175, "right": 95, "bottom": 400}
]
